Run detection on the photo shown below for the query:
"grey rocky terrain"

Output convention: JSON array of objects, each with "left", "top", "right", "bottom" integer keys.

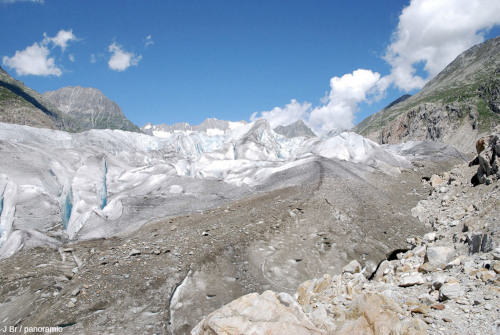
[
  {"left": 192, "top": 134, "right": 500, "bottom": 335},
  {"left": 0, "top": 137, "right": 466, "bottom": 334}
]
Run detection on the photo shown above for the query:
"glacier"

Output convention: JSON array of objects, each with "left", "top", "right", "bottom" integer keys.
[{"left": 0, "top": 119, "right": 412, "bottom": 259}]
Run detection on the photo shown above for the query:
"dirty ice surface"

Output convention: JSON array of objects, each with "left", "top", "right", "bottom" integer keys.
[{"left": 0, "top": 119, "right": 411, "bottom": 258}]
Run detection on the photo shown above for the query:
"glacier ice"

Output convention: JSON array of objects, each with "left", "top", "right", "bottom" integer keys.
[{"left": 0, "top": 119, "right": 412, "bottom": 258}]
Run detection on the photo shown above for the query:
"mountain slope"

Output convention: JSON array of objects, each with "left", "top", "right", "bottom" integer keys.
[
  {"left": 43, "top": 86, "right": 141, "bottom": 133},
  {"left": 353, "top": 35, "right": 500, "bottom": 152},
  {"left": 0, "top": 66, "right": 79, "bottom": 131}
]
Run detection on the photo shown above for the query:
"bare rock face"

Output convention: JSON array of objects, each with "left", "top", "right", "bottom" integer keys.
[
  {"left": 354, "top": 35, "right": 500, "bottom": 153},
  {"left": 191, "top": 290, "right": 324, "bottom": 335}
]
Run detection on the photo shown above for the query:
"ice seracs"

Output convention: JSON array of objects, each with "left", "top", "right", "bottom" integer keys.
[{"left": 0, "top": 119, "right": 411, "bottom": 258}]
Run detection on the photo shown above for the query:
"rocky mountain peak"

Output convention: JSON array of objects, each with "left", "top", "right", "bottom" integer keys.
[
  {"left": 43, "top": 86, "right": 141, "bottom": 133},
  {"left": 0, "top": 66, "right": 78, "bottom": 131},
  {"left": 273, "top": 119, "right": 317, "bottom": 138}
]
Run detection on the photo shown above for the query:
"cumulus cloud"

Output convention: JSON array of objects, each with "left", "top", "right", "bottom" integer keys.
[
  {"left": 108, "top": 42, "right": 142, "bottom": 71},
  {"left": 2, "top": 29, "right": 78, "bottom": 76},
  {"left": 2, "top": 43, "right": 61, "bottom": 76},
  {"left": 43, "top": 29, "right": 77, "bottom": 51},
  {"left": 252, "top": 0, "right": 500, "bottom": 133},
  {"left": 385, "top": 0, "right": 500, "bottom": 91},
  {"left": 144, "top": 35, "right": 154, "bottom": 48},
  {"left": 251, "top": 70, "right": 381, "bottom": 133},
  {"left": 250, "top": 99, "right": 311, "bottom": 128},
  {"left": 309, "top": 70, "right": 381, "bottom": 132}
]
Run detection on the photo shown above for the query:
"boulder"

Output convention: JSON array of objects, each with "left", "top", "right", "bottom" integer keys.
[
  {"left": 423, "top": 232, "right": 437, "bottom": 243},
  {"left": 399, "top": 273, "right": 425, "bottom": 287},
  {"left": 474, "top": 134, "right": 500, "bottom": 184},
  {"left": 439, "top": 282, "right": 463, "bottom": 301},
  {"left": 342, "top": 260, "right": 362, "bottom": 274},
  {"left": 296, "top": 274, "right": 332, "bottom": 305},
  {"left": 425, "top": 246, "right": 453, "bottom": 268},
  {"left": 191, "top": 290, "right": 325, "bottom": 335},
  {"left": 429, "top": 174, "right": 444, "bottom": 188},
  {"left": 470, "top": 234, "right": 494, "bottom": 254},
  {"left": 335, "top": 293, "right": 427, "bottom": 335}
]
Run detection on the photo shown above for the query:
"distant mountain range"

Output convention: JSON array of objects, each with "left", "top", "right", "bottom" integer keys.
[
  {"left": 143, "top": 118, "right": 317, "bottom": 139},
  {"left": 353, "top": 35, "right": 500, "bottom": 152},
  {"left": 0, "top": 66, "right": 140, "bottom": 133},
  {"left": 142, "top": 118, "right": 248, "bottom": 137}
]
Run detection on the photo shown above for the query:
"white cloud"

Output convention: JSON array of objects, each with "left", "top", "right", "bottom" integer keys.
[
  {"left": 145, "top": 35, "right": 154, "bottom": 48},
  {"left": 108, "top": 42, "right": 142, "bottom": 71},
  {"left": 43, "top": 29, "right": 77, "bottom": 51},
  {"left": 2, "top": 42, "right": 61, "bottom": 76},
  {"left": 90, "top": 54, "right": 97, "bottom": 63},
  {"left": 2, "top": 29, "right": 79, "bottom": 76},
  {"left": 308, "top": 69, "right": 381, "bottom": 132},
  {"left": 384, "top": 0, "right": 500, "bottom": 91},
  {"left": 68, "top": 54, "right": 75, "bottom": 62},
  {"left": 251, "top": 70, "right": 381, "bottom": 134},
  {"left": 250, "top": 99, "right": 311, "bottom": 128},
  {"left": 252, "top": 0, "right": 500, "bottom": 134}
]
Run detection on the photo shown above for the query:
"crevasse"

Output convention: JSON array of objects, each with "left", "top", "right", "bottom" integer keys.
[
  {"left": 61, "top": 187, "right": 73, "bottom": 230},
  {"left": 0, "top": 182, "right": 5, "bottom": 246},
  {"left": 100, "top": 158, "right": 108, "bottom": 209}
]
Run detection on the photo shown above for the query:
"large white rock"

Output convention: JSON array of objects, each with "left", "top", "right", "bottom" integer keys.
[
  {"left": 439, "top": 282, "right": 463, "bottom": 301},
  {"left": 399, "top": 272, "right": 425, "bottom": 287},
  {"left": 425, "top": 246, "right": 453, "bottom": 268},
  {"left": 191, "top": 290, "right": 325, "bottom": 335}
]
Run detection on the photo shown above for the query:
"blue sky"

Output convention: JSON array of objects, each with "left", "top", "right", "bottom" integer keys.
[{"left": 1, "top": 0, "right": 500, "bottom": 132}]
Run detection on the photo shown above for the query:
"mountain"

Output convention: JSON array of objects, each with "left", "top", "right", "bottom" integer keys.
[
  {"left": 0, "top": 67, "right": 140, "bottom": 133},
  {"left": 273, "top": 119, "right": 317, "bottom": 138},
  {"left": 142, "top": 118, "right": 247, "bottom": 137},
  {"left": 0, "top": 66, "right": 79, "bottom": 131},
  {"left": 43, "top": 86, "right": 141, "bottom": 133},
  {"left": 353, "top": 35, "right": 500, "bottom": 152}
]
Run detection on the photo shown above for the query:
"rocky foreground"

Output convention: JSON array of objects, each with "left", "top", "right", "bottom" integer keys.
[{"left": 192, "top": 138, "right": 500, "bottom": 334}]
